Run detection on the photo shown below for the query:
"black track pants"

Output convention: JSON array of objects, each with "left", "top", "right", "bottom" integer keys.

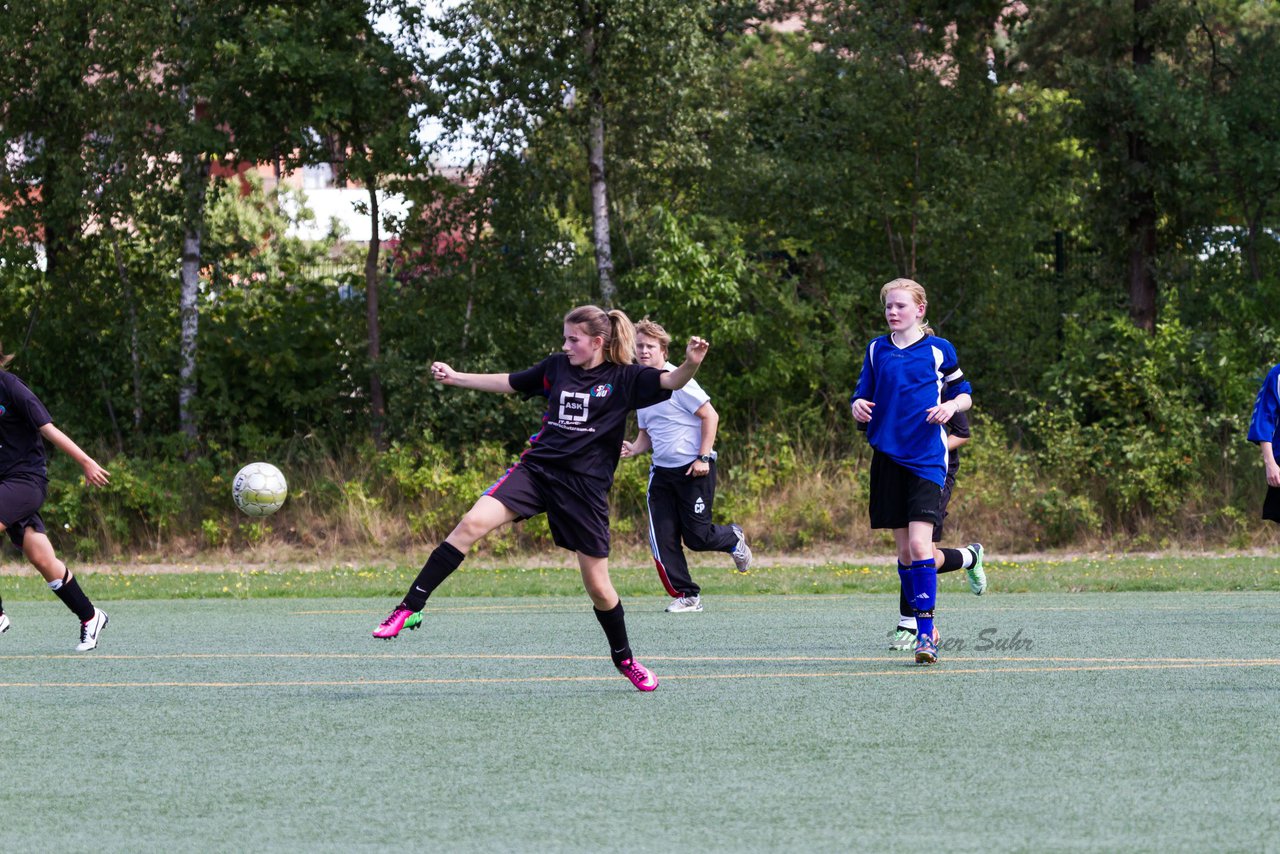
[{"left": 645, "top": 462, "right": 739, "bottom": 598}]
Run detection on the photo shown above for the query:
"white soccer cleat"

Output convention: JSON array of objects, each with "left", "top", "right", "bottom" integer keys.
[
  {"left": 76, "top": 608, "right": 108, "bottom": 652},
  {"left": 665, "top": 595, "right": 703, "bottom": 613},
  {"left": 730, "top": 524, "right": 753, "bottom": 573},
  {"left": 0, "top": 612, "right": 10, "bottom": 634}
]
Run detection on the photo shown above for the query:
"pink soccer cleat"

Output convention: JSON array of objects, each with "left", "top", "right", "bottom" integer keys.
[
  {"left": 616, "top": 657, "right": 659, "bottom": 692},
  {"left": 373, "top": 607, "right": 414, "bottom": 639}
]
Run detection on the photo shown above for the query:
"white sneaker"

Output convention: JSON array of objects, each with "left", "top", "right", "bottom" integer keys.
[
  {"left": 730, "top": 524, "right": 753, "bottom": 573},
  {"left": 76, "top": 608, "right": 108, "bottom": 651},
  {"left": 665, "top": 595, "right": 703, "bottom": 613},
  {"left": 0, "top": 612, "right": 10, "bottom": 634}
]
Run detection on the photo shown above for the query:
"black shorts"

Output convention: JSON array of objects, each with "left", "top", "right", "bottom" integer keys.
[
  {"left": 932, "top": 475, "right": 956, "bottom": 543},
  {"left": 869, "top": 451, "right": 942, "bottom": 530},
  {"left": 1264, "top": 486, "right": 1280, "bottom": 524},
  {"left": 485, "top": 462, "right": 612, "bottom": 557},
  {"left": 0, "top": 475, "right": 48, "bottom": 547}
]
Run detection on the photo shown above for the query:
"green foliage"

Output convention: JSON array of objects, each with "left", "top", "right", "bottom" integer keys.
[
  {"left": 41, "top": 454, "right": 218, "bottom": 556},
  {"left": 1030, "top": 488, "right": 1103, "bottom": 548},
  {"left": 378, "top": 435, "right": 509, "bottom": 538},
  {"left": 1018, "top": 308, "right": 1219, "bottom": 522},
  {"left": 3, "top": 2, "right": 1280, "bottom": 554}
]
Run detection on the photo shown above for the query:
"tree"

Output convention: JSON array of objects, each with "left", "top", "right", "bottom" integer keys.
[
  {"left": 1011, "top": 0, "right": 1210, "bottom": 332},
  {"left": 1202, "top": 11, "right": 1280, "bottom": 283},
  {"left": 675, "top": 2, "right": 1078, "bottom": 423},
  {"left": 0, "top": 1, "right": 157, "bottom": 294},
  {"left": 132, "top": 0, "right": 425, "bottom": 449},
  {"left": 427, "top": 0, "right": 723, "bottom": 305},
  {"left": 303, "top": 0, "right": 428, "bottom": 450}
]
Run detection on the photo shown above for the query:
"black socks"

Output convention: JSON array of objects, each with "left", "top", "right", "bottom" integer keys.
[
  {"left": 400, "top": 542, "right": 466, "bottom": 612},
  {"left": 49, "top": 569, "right": 95, "bottom": 622},
  {"left": 594, "top": 601, "right": 632, "bottom": 666},
  {"left": 937, "top": 548, "right": 965, "bottom": 574}
]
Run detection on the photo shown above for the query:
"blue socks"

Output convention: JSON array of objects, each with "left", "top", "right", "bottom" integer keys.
[
  {"left": 906, "top": 558, "right": 937, "bottom": 641},
  {"left": 897, "top": 563, "right": 916, "bottom": 626}
]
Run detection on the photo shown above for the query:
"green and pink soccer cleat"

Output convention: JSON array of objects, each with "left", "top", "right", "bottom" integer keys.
[{"left": 373, "top": 607, "right": 422, "bottom": 639}]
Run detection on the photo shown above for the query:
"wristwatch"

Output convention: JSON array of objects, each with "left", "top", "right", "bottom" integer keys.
[{"left": 697, "top": 454, "right": 713, "bottom": 463}]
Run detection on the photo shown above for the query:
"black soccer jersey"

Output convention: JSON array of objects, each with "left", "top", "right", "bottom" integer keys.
[
  {"left": 508, "top": 354, "right": 671, "bottom": 486},
  {"left": 0, "top": 371, "right": 53, "bottom": 480}
]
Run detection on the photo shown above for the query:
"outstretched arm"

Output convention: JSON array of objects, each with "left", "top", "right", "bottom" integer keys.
[
  {"left": 659, "top": 336, "right": 710, "bottom": 390},
  {"left": 430, "top": 361, "right": 516, "bottom": 394},
  {"left": 39, "top": 423, "right": 109, "bottom": 487}
]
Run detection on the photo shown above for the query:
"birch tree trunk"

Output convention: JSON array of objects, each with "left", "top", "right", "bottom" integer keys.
[
  {"left": 178, "top": 151, "right": 208, "bottom": 449},
  {"left": 579, "top": 4, "right": 615, "bottom": 305},
  {"left": 365, "top": 183, "right": 387, "bottom": 451}
]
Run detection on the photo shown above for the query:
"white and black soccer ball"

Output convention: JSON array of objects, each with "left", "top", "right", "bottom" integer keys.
[{"left": 232, "top": 462, "right": 288, "bottom": 517}]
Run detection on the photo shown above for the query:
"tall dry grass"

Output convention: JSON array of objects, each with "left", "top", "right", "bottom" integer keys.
[{"left": 84, "top": 429, "right": 1280, "bottom": 564}]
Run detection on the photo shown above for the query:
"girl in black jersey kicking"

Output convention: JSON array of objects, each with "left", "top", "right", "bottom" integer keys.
[{"left": 374, "top": 305, "right": 709, "bottom": 691}]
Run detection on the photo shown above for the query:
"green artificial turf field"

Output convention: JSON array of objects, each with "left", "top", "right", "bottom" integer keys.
[{"left": 2, "top": 590, "right": 1277, "bottom": 851}]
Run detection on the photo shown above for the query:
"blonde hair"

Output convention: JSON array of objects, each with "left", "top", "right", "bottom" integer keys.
[
  {"left": 0, "top": 342, "right": 13, "bottom": 370},
  {"left": 880, "top": 278, "right": 934, "bottom": 337},
  {"left": 564, "top": 305, "right": 638, "bottom": 365},
  {"left": 634, "top": 318, "right": 672, "bottom": 353}
]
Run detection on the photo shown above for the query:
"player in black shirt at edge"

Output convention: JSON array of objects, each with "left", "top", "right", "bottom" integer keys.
[
  {"left": 0, "top": 345, "right": 111, "bottom": 650},
  {"left": 373, "top": 305, "right": 709, "bottom": 691}
]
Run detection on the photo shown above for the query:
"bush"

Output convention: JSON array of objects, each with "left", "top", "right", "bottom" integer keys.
[{"left": 1018, "top": 309, "right": 1214, "bottom": 525}]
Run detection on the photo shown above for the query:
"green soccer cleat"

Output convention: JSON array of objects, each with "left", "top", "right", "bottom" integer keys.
[
  {"left": 404, "top": 611, "right": 423, "bottom": 631},
  {"left": 966, "top": 542, "right": 987, "bottom": 596},
  {"left": 890, "top": 627, "right": 917, "bottom": 650}
]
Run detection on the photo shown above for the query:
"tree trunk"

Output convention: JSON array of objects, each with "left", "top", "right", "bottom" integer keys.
[
  {"left": 580, "top": 6, "right": 615, "bottom": 306},
  {"left": 1245, "top": 210, "right": 1266, "bottom": 283},
  {"left": 463, "top": 202, "right": 484, "bottom": 353},
  {"left": 1127, "top": 0, "right": 1157, "bottom": 333},
  {"left": 178, "top": 153, "right": 208, "bottom": 450},
  {"left": 365, "top": 184, "right": 387, "bottom": 451},
  {"left": 111, "top": 237, "right": 144, "bottom": 432}
]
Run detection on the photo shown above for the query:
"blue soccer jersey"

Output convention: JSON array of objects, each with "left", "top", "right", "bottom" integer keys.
[
  {"left": 1248, "top": 363, "right": 1280, "bottom": 446},
  {"left": 851, "top": 334, "right": 972, "bottom": 486}
]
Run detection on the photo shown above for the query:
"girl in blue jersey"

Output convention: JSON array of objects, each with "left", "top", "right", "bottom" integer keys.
[
  {"left": 1247, "top": 362, "right": 1280, "bottom": 524},
  {"left": 373, "top": 305, "right": 709, "bottom": 692},
  {"left": 851, "top": 279, "right": 973, "bottom": 664}
]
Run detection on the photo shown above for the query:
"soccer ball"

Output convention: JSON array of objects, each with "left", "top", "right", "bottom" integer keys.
[{"left": 232, "top": 462, "right": 288, "bottom": 517}]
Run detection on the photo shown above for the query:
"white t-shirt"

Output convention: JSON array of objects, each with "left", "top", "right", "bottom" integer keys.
[{"left": 636, "top": 361, "right": 712, "bottom": 468}]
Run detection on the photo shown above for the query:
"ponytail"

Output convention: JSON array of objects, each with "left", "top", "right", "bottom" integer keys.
[
  {"left": 0, "top": 342, "right": 13, "bottom": 370},
  {"left": 606, "top": 310, "right": 637, "bottom": 365}
]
